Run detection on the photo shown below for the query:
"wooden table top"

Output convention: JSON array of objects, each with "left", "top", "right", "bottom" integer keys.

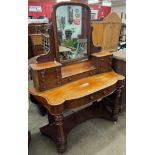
[
  {"left": 91, "top": 51, "right": 113, "bottom": 57},
  {"left": 29, "top": 61, "right": 62, "bottom": 70},
  {"left": 29, "top": 71, "right": 124, "bottom": 106}
]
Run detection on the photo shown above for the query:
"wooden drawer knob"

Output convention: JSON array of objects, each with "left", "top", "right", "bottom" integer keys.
[
  {"left": 103, "top": 90, "right": 106, "bottom": 94},
  {"left": 55, "top": 68, "right": 60, "bottom": 73},
  {"left": 57, "top": 81, "right": 61, "bottom": 85},
  {"left": 89, "top": 71, "right": 93, "bottom": 75},
  {"left": 90, "top": 95, "right": 94, "bottom": 100},
  {"left": 68, "top": 78, "right": 72, "bottom": 81}
]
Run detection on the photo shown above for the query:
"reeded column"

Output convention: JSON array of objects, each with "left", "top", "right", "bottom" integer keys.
[
  {"left": 54, "top": 114, "right": 67, "bottom": 153},
  {"left": 112, "top": 81, "right": 124, "bottom": 122}
]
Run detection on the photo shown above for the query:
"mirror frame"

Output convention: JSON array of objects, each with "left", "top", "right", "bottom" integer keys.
[{"left": 52, "top": 2, "right": 91, "bottom": 65}]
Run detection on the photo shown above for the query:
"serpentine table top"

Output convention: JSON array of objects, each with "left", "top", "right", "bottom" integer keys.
[{"left": 29, "top": 71, "right": 124, "bottom": 107}]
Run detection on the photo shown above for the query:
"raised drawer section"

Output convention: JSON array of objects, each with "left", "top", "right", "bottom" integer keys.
[
  {"left": 38, "top": 67, "right": 62, "bottom": 91},
  {"left": 92, "top": 55, "right": 112, "bottom": 73},
  {"left": 62, "top": 69, "right": 97, "bottom": 85},
  {"left": 65, "top": 83, "right": 116, "bottom": 109},
  {"left": 39, "top": 67, "right": 61, "bottom": 81},
  {"left": 98, "top": 55, "right": 112, "bottom": 73}
]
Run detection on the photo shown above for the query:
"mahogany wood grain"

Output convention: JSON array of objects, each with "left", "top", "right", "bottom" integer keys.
[
  {"left": 112, "top": 55, "right": 126, "bottom": 112},
  {"left": 29, "top": 72, "right": 125, "bottom": 153},
  {"left": 30, "top": 61, "right": 62, "bottom": 70},
  {"left": 29, "top": 71, "right": 124, "bottom": 106},
  {"left": 61, "top": 60, "right": 95, "bottom": 78}
]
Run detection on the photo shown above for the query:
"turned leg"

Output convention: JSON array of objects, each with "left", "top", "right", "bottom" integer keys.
[
  {"left": 54, "top": 114, "right": 67, "bottom": 153},
  {"left": 112, "top": 83, "right": 124, "bottom": 122}
]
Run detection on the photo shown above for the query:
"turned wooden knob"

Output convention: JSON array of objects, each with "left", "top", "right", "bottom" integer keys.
[
  {"left": 103, "top": 90, "right": 106, "bottom": 94},
  {"left": 109, "top": 61, "right": 112, "bottom": 65},
  {"left": 90, "top": 95, "right": 94, "bottom": 100},
  {"left": 89, "top": 71, "right": 93, "bottom": 75},
  {"left": 55, "top": 68, "right": 60, "bottom": 73},
  {"left": 68, "top": 78, "right": 72, "bottom": 81},
  {"left": 57, "top": 81, "right": 61, "bottom": 84},
  {"left": 57, "top": 76, "right": 60, "bottom": 79}
]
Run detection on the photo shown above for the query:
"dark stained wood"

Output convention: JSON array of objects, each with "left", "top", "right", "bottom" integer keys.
[
  {"left": 91, "top": 51, "right": 113, "bottom": 73},
  {"left": 28, "top": 23, "right": 49, "bottom": 34},
  {"left": 36, "top": 23, "right": 56, "bottom": 63},
  {"left": 112, "top": 55, "right": 126, "bottom": 112},
  {"left": 38, "top": 85, "right": 123, "bottom": 153}
]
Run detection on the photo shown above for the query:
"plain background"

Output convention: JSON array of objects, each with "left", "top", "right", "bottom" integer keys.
[{"left": 0, "top": 0, "right": 155, "bottom": 155}]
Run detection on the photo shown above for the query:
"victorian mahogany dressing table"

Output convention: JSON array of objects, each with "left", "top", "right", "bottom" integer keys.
[{"left": 29, "top": 2, "right": 125, "bottom": 153}]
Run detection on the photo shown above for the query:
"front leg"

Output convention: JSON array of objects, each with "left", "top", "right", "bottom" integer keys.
[
  {"left": 54, "top": 114, "right": 67, "bottom": 153},
  {"left": 40, "top": 113, "right": 67, "bottom": 153},
  {"left": 112, "top": 81, "right": 124, "bottom": 122}
]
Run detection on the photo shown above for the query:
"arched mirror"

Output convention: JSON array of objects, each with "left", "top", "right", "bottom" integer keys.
[{"left": 53, "top": 2, "right": 91, "bottom": 64}]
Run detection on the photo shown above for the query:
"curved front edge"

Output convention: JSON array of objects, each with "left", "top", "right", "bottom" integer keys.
[{"left": 64, "top": 83, "right": 117, "bottom": 109}]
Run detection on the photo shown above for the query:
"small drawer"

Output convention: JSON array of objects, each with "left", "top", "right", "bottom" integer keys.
[
  {"left": 39, "top": 67, "right": 61, "bottom": 81},
  {"left": 65, "top": 84, "right": 116, "bottom": 109},
  {"left": 39, "top": 80, "right": 62, "bottom": 91},
  {"left": 62, "top": 71, "right": 96, "bottom": 85},
  {"left": 89, "top": 70, "right": 96, "bottom": 76}
]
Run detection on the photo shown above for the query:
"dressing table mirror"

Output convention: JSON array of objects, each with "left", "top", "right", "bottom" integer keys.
[
  {"left": 29, "top": 2, "right": 125, "bottom": 153},
  {"left": 53, "top": 4, "right": 90, "bottom": 64}
]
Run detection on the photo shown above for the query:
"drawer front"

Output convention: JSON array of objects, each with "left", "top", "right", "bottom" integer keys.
[
  {"left": 62, "top": 69, "right": 97, "bottom": 85},
  {"left": 38, "top": 67, "right": 62, "bottom": 91},
  {"left": 39, "top": 68, "right": 61, "bottom": 82},
  {"left": 98, "top": 55, "right": 112, "bottom": 73},
  {"left": 65, "top": 84, "right": 116, "bottom": 109},
  {"left": 39, "top": 82, "right": 61, "bottom": 91}
]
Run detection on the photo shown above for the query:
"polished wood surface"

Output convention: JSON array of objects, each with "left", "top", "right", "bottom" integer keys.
[
  {"left": 29, "top": 71, "right": 124, "bottom": 106},
  {"left": 112, "top": 51, "right": 126, "bottom": 112},
  {"left": 91, "top": 51, "right": 112, "bottom": 57},
  {"left": 61, "top": 60, "right": 95, "bottom": 78},
  {"left": 30, "top": 77, "right": 125, "bottom": 153},
  {"left": 30, "top": 61, "right": 62, "bottom": 70}
]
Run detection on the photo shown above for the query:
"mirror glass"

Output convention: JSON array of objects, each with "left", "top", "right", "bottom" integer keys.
[{"left": 56, "top": 5, "right": 89, "bottom": 63}]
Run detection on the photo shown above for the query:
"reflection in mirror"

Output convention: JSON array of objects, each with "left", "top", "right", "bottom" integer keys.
[{"left": 56, "top": 5, "right": 89, "bottom": 63}]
